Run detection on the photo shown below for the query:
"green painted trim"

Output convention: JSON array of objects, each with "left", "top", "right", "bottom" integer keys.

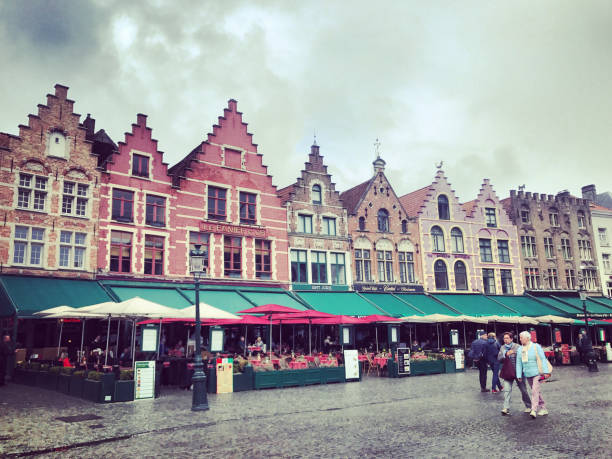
[
  {"left": 523, "top": 293, "right": 572, "bottom": 317},
  {"left": 482, "top": 295, "right": 520, "bottom": 314},
  {"left": 389, "top": 293, "right": 426, "bottom": 315},
  {"left": 426, "top": 293, "right": 462, "bottom": 315}
]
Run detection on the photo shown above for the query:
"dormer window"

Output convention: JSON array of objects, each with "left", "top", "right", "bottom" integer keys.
[
  {"left": 47, "top": 131, "right": 67, "bottom": 158},
  {"left": 132, "top": 154, "right": 150, "bottom": 178},
  {"left": 312, "top": 184, "right": 322, "bottom": 205},
  {"left": 377, "top": 209, "right": 389, "bottom": 232},
  {"left": 438, "top": 195, "right": 450, "bottom": 220}
]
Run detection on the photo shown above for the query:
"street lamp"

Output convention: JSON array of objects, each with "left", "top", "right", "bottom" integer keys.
[
  {"left": 578, "top": 266, "right": 598, "bottom": 372},
  {"left": 190, "top": 244, "right": 209, "bottom": 411}
]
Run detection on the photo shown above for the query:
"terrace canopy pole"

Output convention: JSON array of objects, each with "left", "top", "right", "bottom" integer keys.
[
  {"left": 244, "top": 325, "right": 247, "bottom": 357},
  {"left": 56, "top": 319, "right": 64, "bottom": 359},
  {"left": 375, "top": 326, "right": 379, "bottom": 353},
  {"left": 80, "top": 319, "right": 86, "bottom": 360},
  {"left": 186, "top": 327, "right": 191, "bottom": 358},
  {"left": 279, "top": 321, "right": 282, "bottom": 354},
  {"left": 157, "top": 318, "right": 162, "bottom": 360},
  {"left": 104, "top": 315, "right": 111, "bottom": 366},
  {"left": 409, "top": 325, "right": 412, "bottom": 349},
  {"left": 131, "top": 319, "right": 136, "bottom": 360},
  {"left": 292, "top": 325, "right": 295, "bottom": 351},
  {"left": 116, "top": 319, "right": 121, "bottom": 363},
  {"left": 463, "top": 322, "right": 467, "bottom": 349},
  {"left": 309, "top": 320, "right": 312, "bottom": 355},
  {"left": 437, "top": 323, "right": 440, "bottom": 349}
]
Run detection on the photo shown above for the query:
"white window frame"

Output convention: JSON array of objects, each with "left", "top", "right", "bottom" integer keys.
[
  {"left": 61, "top": 181, "right": 89, "bottom": 218},
  {"left": 58, "top": 230, "right": 87, "bottom": 270},
  {"left": 17, "top": 173, "right": 48, "bottom": 212},
  {"left": 12, "top": 225, "right": 45, "bottom": 267}
]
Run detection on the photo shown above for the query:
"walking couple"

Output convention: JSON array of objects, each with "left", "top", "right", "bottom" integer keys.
[{"left": 471, "top": 330, "right": 552, "bottom": 419}]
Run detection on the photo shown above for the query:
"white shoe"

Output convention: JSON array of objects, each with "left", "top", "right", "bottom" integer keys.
[
  {"left": 538, "top": 408, "right": 548, "bottom": 416},
  {"left": 501, "top": 408, "right": 510, "bottom": 416},
  {"left": 529, "top": 410, "right": 537, "bottom": 419},
  {"left": 524, "top": 408, "right": 532, "bottom": 413}
]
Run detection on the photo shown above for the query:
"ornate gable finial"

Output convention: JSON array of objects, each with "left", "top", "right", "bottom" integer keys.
[
  {"left": 372, "top": 138, "right": 386, "bottom": 174},
  {"left": 518, "top": 184, "right": 526, "bottom": 192},
  {"left": 313, "top": 130, "right": 317, "bottom": 146},
  {"left": 435, "top": 160, "right": 444, "bottom": 170},
  {"left": 374, "top": 138, "right": 381, "bottom": 158}
]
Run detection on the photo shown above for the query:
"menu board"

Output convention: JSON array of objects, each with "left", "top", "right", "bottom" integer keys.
[
  {"left": 141, "top": 327, "right": 158, "bottom": 352},
  {"left": 210, "top": 328, "right": 224, "bottom": 353},
  {"left": 342, "top": 327, "right": 350, "bottom": 344},
  {"left": 216, "top": 358, "right": 234, "bottom": 394},
  {"left": 343, "top": 349, "right": 360, "bottom": 380},
  {"left": 391, "top": 327, "right": 398, "bottom": 343},
  {"left": 454, "top": 349, "right": 465, "bottom": 370},
  {"left": 135, "top": 361, "right": 155, "bottom": 399},
  {"left": 397, "top": 348, "right": 411, "bottom": 375}
]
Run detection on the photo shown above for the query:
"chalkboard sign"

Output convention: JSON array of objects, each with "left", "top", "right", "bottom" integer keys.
[{"left": 397, "top": 347, "right": 411, "bottom": 376}]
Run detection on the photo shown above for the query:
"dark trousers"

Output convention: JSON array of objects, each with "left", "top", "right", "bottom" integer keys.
[
  {"left": 0, "top": 358, "right": 6, "bottom": 386},
  {"left": 476, "top": 359, "right": 488, "bottom": 389}
]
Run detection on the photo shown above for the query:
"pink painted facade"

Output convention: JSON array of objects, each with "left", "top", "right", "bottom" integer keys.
[
  {"left": 97, "top": 100, "right": 289, "bottom": 285},
  {"left": 400, "top": 171, "right": 524, "bottom": 295}
]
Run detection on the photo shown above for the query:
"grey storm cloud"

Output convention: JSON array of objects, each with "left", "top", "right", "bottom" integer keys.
[{"left": 1, "top": 0, "right": 611, "bottom": 201}]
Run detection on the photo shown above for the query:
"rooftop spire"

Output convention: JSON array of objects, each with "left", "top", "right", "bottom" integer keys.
[{"left": 372, "top": 137, "right": 386, "bottom": 174}]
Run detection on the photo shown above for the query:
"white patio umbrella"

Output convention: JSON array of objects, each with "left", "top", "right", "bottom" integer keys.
[
  {"left": 44, "top": 310, "right": 107, "bottom": 359},
  {"left": 398, "top": 315, "right": 436, "bottom": 323},
  {"left": 534, "top": 315, "right": 575, "bottom": 324},
  {"left": 177, "top": 303, "right": 241, "bottom": 320},
  {"left": 34, "top": 305, "right": 76, "bottom": 316}
]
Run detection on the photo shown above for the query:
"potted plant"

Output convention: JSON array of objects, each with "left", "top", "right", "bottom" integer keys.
[
  {"left": 69, "top": 370, "right": 87, "bottom": 398},
  {"left": 82, "top": 371, "right": 115, "bottom": 403},
  {"left": 233, "top": 363, "right": 254, "bottom": 392},
  {"left": 35, "top": 364, "right": 55, "bottom": 390},
  {"left": 57, "top": 367, "right": 74, "bottom": 394},
  {"left": 114, "top": 370, "right": 135, "bottom": 402}
]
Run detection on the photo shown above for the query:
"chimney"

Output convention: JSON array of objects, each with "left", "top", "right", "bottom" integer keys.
[
  {"left": 373, "top": 156, "right": 386, "bottom": 175},
  {"left": 582, "top": 184, "right": 596, "bottom": 202},
  {"left": 82, "top": 114, "right": 95, "bottom": 140}
]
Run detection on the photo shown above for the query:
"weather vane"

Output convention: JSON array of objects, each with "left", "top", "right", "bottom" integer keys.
[
  {"left": 435, "top": 160, "right": 444, "bottom": 170},
  {"left": 374, "top": 138, "right": 381, "bottom": 158},
  {"left": 518, "top": 184, "right": 526, "bottom": 192},
  {"left": 313, "top": 130, "right": 317, "bottom": 146}
]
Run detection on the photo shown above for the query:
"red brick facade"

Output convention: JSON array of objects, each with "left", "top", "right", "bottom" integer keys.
[
  {"left": 97, "top": 100, "right": 289, "bottom": 285},
  {"left": 0, "top": 85, "right": 100, "bottom": 278}
]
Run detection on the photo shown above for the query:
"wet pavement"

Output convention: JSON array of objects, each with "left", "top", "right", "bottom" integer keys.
[{"left": 1, "top": 365, "right": 611, "bottom": 458}]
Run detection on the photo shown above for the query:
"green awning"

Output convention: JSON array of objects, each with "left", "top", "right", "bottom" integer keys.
[
  {"left": 432, "top": 294, "right": 518, "bottom": 316},
  {"left": 0, "top": 276, "right": 114, "bottom": 318},
  {"left": 592, "top": 297, "right": 612, "bottom": 308},
  {"left": 550, "top": 296, "right": 612, "bottom": 319},
  {"left": 534, "top": 297, "right": 583, "bottom": 317},
  {"left": 486, "top": 295, "right": 564, "bottom": 317},
  {"left": 109, "top": 286, "right": 191, "bottom": 309},
  {"left": 296, "top": 292, "right": 385, "bottom": 316},
  {"left": 359, "top": 293, "right": 423, "bottom": 317},
  {"left": 394, "top": 294, "right": 460, "bottom": 315},
  {"left": 239, "top": 291, "right": 307, "bottom": 310},
  {"left": 179, "top": 289, "right": 255, "bottom": 314}
]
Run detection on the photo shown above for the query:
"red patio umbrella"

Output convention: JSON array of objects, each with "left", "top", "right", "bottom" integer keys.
[
  {"left": 268, "top": 310, "right": 337, "bottom": 355},
  {"left": 238, "top": 304, "right": 303, "bottom": 357},
  {"left": 311, "top": 315, "right": 365, "bottom": 325}
]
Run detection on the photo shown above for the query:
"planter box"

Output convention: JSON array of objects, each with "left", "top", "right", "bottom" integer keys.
[
  {"left": 12, "top": 368, "right": 27, "bottom": 385},
  {"left": 82, "top": 379, "right": 103, "bottom": 403},
  {"left": 57, "top": 374, "right": 72, "bottom": 395},
  {"left": 36, "top": 372, "right": 59, "bottom": 391},
  {"left": 254, "top": 371, "right": 280, "bottom": 390},
  {"left": 411, "top": 360, "right": 445, "bottom": 376},
  {"left": 444, "top": 360, "right": 456, "bottom": 374},
  {"left": 280, "top": 369, "right": 304, "bottom": 388},
  {"left": 321, "top": 366, "right": 345, "bottom": 384},
  {"left": 69, "top": 376, "right": 85, "bottom": 398},
  {"left": 233, "top": 367, "right": 254, "bottom": 392},
  {"left": 114, "top": 380, "right": 135, "bottom": 402},
  {"left": 301, "top": 368, "right": 322, "bottom": 386}
]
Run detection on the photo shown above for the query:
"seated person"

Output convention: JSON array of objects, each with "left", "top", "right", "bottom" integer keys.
[
  {"left": 410, "top": 340, "right": 421, "bottom": 352},
  {"left": 173, "top": 340, "right": 185, "bottom": 357},
  {"left": 323, "top": 336, "right": 334, "bottom": 352},
  {"left": 58, "top": 352, "right": 71, "bottom": 367},
  {"left": 253, "top": 336, "right": 266, "bottom": 353}
]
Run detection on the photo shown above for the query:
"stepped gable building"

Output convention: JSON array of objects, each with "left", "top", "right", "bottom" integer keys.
[
  {"left": 502, "top": 189, "right": 600, "bottom": 293},
  {"left": 400, "top": 170, "right": 523, "bottom": 295},
  {"left": 340, "top": 154, "right": 421, "bottom": 292},
  {"left": 167, "top": 99, "right": 289, "bottom": 284},
  {"left": 0, "top": 84, "right": 101, "bottom": 279},
  {"left": 278, "top": 142, "right": 350, "bottom": 290},
  {"left": 583, "top": 185, "right": 612, "bottom": 297}
]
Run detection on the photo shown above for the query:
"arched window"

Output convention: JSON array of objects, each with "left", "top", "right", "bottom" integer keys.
[
  {"left": 358, "top": 216, "right": 366, "bottom": 231},
  {"left": 450, "top": 227, "right": 464, "bottom": 253},
  {"left": 312, "top": 184, "right": 322, "bottom": 205},
  {"left": 377, "top": 209, "right": 389, "bottom": 232},
  {"left": 438, "top": 195, "right": 450, "bottom": 220},
  {"left": 434, "top": 260, "right": 448, "bottom": 290},
  {"left": 454, "top": 261, "right": 468, "bottom": 290},
  {"left": 401, "top": 219, "right": 408, "bottom": 234},
  {"left": 431, "top": 226, "right": 445, "bottom": 252}
]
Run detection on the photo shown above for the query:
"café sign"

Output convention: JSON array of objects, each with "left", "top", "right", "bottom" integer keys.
[
  {"left": 353, "top": 283, "right": 424, "bottom": 293},
  {"left": 199, "top": 221, "right": 267, "bottom": 238}
]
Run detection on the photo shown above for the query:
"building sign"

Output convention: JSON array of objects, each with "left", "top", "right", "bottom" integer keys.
[
  {"left": 199, "top": 221, "right": 267, "bottom": 238},
  {"left": 353, "top": 283, "right": 424, "bottom": 293},
  {"left": 427, "top": 252, "right": 471, "bottom": 260},
  {"left": 292, "top": 283, "right": 349, "bottom": 291}
]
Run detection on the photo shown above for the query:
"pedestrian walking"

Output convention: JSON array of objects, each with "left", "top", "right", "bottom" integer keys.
[
  {"left": 516, "top": 330, "right": 552, "bottom": 419},
  {"left": 486, "top": 332, "right": 503, "bottom": 393},
  {"left": 0, "top": 334, "right": 14, "bottom": 386},
  {"left": 498, "top": 332, "right": 531, "bottom": 416},
  {"left": 468, "top": 331, "right": 489, "bottom": 392}
]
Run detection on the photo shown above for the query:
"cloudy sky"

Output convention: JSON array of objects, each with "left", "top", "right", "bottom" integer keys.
[{"left": 1, "top": 1, "right": 611, "bottom": 202}]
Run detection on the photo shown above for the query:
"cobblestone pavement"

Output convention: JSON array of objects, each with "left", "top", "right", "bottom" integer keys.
[{"left": 1, "top": 365, "right": 611, "bottom": 458}]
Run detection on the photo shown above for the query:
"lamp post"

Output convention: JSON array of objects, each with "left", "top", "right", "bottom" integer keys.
[
  {"left": 190, "top": 244, "right": 209, "bottom": 411},
  {"left": 578, "top": 270, "right": 598, "bottom": 372}
]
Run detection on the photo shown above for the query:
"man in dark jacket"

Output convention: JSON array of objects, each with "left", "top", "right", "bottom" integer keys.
[
  {"left": 469, "top": 331, "right": 489, "bottom": 392},
  {"left": 0, "top": 334, "right": 14, "bottom": 386}
]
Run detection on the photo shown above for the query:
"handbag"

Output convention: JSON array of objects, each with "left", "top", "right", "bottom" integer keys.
[
  {"left": 499, "top": 355, "right": 516, "bottom": 381},
  {"left": 535, "top": 344, "right": 553, "bottom": 379}
]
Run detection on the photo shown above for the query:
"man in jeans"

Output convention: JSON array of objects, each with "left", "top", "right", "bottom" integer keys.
[{"left": 469, "top": 331, "right": 489, "bottom": 392}]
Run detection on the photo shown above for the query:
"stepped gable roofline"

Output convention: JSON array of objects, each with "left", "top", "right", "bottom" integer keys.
[
  {"left": 507, "top": 189, "right": 590, "bottom": 207},
  {"left": 208, "top": 98, "right": 258, "bottom": 150},
  {"left": 398, "top": 184, "right": 432, "bottom": 218},
  {"left": 277, "top": 183, "right": 295, "bottom": 205},
  {"left": 339, "top": 178, "right": 373, "bottom": 215},
  {"left": 118, "top": 113, "right": 170, "bottom": 169}
]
